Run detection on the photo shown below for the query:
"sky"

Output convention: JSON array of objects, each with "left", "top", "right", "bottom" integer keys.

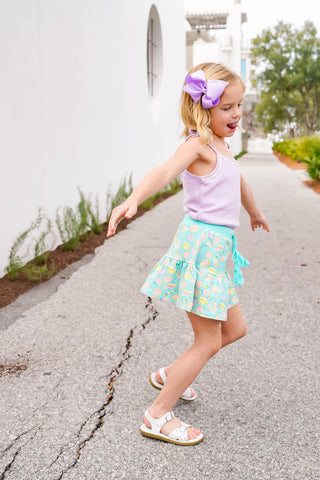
[{"left": 184, "top": 0, "right": 320, "bottom": 39}]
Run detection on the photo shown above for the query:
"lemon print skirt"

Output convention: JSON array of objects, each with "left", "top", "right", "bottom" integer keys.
[{"left": 141, "top": 215, "right": 249, "bottom": 321}]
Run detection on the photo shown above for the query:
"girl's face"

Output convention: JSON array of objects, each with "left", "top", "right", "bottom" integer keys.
[{"left": 209, "top": 79, "right": 244, "bottom": 139}]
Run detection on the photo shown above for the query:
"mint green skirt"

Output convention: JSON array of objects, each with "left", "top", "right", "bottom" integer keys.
[{"left": 141, "top": 215, "right": 249, "bottom": 321}]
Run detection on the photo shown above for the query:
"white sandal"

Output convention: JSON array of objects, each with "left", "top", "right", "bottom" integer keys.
[
  {"left": 149, "top": 367, "right": 197, "bottom": 402},
  {"left": 140, "top": 409, "right": 204, "bottom": 445}
]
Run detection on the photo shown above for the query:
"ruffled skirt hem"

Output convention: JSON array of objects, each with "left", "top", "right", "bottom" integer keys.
[
  {"left": 141, "top": 288, "right": 238, "bottom": 321},
  {"left": 141, "top": 254, "right": 239, "bottom": 321}
]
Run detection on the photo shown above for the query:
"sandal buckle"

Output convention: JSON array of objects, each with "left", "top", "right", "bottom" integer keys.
[{"left": 165, "top": 411, "right": 174, "bottom": 422}]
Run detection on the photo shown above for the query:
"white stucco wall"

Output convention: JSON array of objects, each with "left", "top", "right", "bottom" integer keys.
[{"left": 0, "top": 0, "right": 185, "bottom": 275}]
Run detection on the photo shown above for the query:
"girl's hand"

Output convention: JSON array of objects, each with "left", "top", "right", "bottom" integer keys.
[
  {"left": 250, "top": 212, "right": 270, "bottom": 232},
  {"left": 107, "top": 200, "right": 138, "bottom": 238}
]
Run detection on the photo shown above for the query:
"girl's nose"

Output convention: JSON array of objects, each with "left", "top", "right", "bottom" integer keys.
[{"left": 233, "top": 106, "right": 241, "bottom": 118}]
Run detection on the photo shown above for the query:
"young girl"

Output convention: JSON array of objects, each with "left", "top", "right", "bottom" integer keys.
[{"left": 107, "top": 62, "right": 270, "bottom": 446}]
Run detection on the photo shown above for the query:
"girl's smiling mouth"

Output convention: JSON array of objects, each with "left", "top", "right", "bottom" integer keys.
[{"left": 227, "top": 122, "right": 238, "bottom": 131}]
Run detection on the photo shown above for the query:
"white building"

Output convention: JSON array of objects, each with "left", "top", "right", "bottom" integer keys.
[
  {"left": 185, "top": 0, "right": 252, "bottom": 153},
  {"left": 0, "top": 1, "right": 185, "bottom": 276}
]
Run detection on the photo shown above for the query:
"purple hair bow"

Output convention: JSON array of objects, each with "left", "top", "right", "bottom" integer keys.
[{"left": 183, "top": 70, "right": 229, "bottom": 109}]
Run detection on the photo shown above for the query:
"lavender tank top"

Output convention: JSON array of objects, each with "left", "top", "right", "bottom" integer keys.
[{"left": 183, "top": 132, "right": 241, "bottom": 229}]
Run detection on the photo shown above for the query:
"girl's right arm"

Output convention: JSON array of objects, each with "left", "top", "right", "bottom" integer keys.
[
  {"left": 240, "top": 175, "right": 270, "bottom": 232},
  {"left": 107, "top": 138, "right": 203, "bottom": 237}
]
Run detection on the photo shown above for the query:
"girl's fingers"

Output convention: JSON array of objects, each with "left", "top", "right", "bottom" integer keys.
[
  {"left": 107, "top": 204, "right": 135, "bottom": 237},
  {"left": 124, "top": 205, "right": 137, "bottom": 220},
  {"left": 107, "top": 220, "right": 117, "bottom": 237},
  {"left": 252, "top": 221, "right": 270, "bottom": 233},
  {"left": 107, "top": 212, "right": 122, "bottom": 238}
]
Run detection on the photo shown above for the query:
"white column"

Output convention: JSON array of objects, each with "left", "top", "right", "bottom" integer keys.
[{"left": 226, "top": 0, "right": 242, "bottom": 74}]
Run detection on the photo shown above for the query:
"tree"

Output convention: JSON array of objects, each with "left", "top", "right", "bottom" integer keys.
[{"left": 251, "top": 21, "right": 320, "bottom": 137}]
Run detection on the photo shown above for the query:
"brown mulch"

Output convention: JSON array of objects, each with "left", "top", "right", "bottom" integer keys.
[
  {"left": 273, "top": 151, "right": 307, "bottom": 170},
  {"left": 0, "top": 193, "right": 174, "bottom": 310},
  {"left": 273, "top": 150, "right": 320, "bottom": 194},
  {"left": 0, "top": 359, "right": 28, "bottom": 378},
  {"left": 303, "top": 179, "right": 320, "bottom": 194}
]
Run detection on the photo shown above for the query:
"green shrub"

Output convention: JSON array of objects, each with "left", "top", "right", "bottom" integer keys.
[
  {"left": 167, "top": 177, "right": 182, "bottom": 195},
  {"left": 234, "top": 150, "right": 247, "bottom": 160},
  {"left": 303, "top": 155, "right": 320, "bottom": 181},
  {"left": 273, "top": 139, "right": 300, "bottom": 159},
  {"left": 105, "top": 175, "right": 134, "bottom": 222},
  {"left": 19, "top": 216, "right": 56, "bottom": 281},
  {"left": 55, "top": 188, "right": 100, "bottom": 251},
  {"left": 22, "top": 262, "right": 55, "bottom": 281},
  {"left": 61, "top": 208, "right": 85, "bottom": 249},
  {"left": 5, "top": 229, "right": 30, "bottom": 280},
  {"left": 5, "top": 210, "right": 56, "bottom": 281},
  {"left": 5, "top": 174, "right": 183, "bottom": 282},
  {"left": 33, "top": 218, "right": 53, "bottom": 265},
  {"left": 56, "top": 206, "right": 85, "bottom": 251},
  {"left": 5, "top": 211, "right": 42, "bottom": 280},
  {"left": 110, "top": 174, "right": 133, "bottom": 211},
  {"left": 140, "top": 177, "right": 182, "bottom": 211},
  {"left": 77, "top": 188, "right": 102, "bottom": 235},
  {"left": 304, "top": 138, "right": 320, "bottom": 180},
  {"left": 87, "top": 195, "right": 102, "bottom": 234},
  {"left": 140, "top": 197, "right": 156, "bottom": 210},
  {"left": 273, "top": 135, "right": 320, "bottom": 180}
]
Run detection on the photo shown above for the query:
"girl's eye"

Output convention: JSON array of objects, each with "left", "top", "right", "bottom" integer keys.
[{"left": 223, "top": 104, "right": 242, "bottom": 111}]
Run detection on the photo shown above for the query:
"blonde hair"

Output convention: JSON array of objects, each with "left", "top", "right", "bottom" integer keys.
[{"left": 181, "top": 62, "right": 245, "bottom": 144}]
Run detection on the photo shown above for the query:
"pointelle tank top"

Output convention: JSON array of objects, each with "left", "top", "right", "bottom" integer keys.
[{"left": 182, "top": 130, "right": 241, "bottom": 230}]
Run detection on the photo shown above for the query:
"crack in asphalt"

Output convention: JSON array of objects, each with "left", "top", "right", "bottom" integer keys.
[
  {"left": 1, "top": 426, "right": 36, "bottom": 456},
  {"left": 0, "top": 447, "right": 22, "bottom": 480},
  {"left": 0, "top": 373, "right": 69, "bottom": 478},
  {"left": 56, "top": 297, "right": 159, "bottom": 479},
  {"left": 0, "top": 429, "right": 38, "bottom": 480},
  {"left": 0, "top": 298, "right": 158, "bottom": 479}
]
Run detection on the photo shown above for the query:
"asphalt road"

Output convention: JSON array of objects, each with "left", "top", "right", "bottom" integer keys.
[{"left": 0, "top": 152, "right": 319, "bottom": 480}]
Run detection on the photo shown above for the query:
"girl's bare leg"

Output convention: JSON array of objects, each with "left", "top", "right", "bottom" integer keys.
[
  {"left": 145, "top": 312, "right": 222, "bottom": 439},
  {"left": 154, "top": 367, "right": 197, "bottom": 398},
  {"left": 157, "top": 303, "right": 246, "bottom": 381},
  {"left": 220, "top": 303, "right": 247, "bottom": 347},
  {"left": 148, "top": 304, "right": 247, "bottom": 438},
  {"left": 164, "top": 303, "right": 246, "bottom": 375}
]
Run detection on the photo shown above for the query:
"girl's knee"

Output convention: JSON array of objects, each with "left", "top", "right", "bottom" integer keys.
[
  {"left": 198, "top": 339, "right": 222, "bottom": 360},
  {"left": 189, "top": 313, "right": 222, "bottom": 359},
  {"left": 222, "top": 323, "right": 247, "bottom": 347},
  {"left": 238, "top": 323, "right": 247, "bottom": 339},
  {"left": 209, "top": 341, "right": 221, "bottom": 358}
]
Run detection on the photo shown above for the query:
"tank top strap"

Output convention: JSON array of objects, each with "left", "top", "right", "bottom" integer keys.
[
  {"left": 185, "top": 129, "right": 199, "bottom": 142},
  {"left": 209, "top": 142, "right": 233, "bottom": 158},
  {"left": 186, "top": 131, "right": 220, "bottom": 155},
  {"left": 185, "top": 131, "right": 229, "bottom": 158},
  {"left": 208, "top": 144, "right": 219, "bottom": 155},
  {"left": 209, "top": 141, "right": 230, "bottom": 155}
]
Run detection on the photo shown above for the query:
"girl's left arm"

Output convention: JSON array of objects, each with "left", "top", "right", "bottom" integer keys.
[{"left": 240, "top": 175, "right": 270, "bottom": 232}]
